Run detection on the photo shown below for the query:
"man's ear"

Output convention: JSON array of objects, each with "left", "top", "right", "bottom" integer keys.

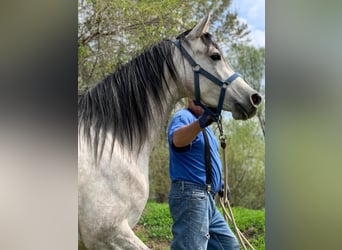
[{"left": 186, "top": 12, "right": 211, "bottom": 40}]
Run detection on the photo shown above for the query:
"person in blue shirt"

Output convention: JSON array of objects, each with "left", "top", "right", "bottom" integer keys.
[{"left": 168, "top": 98, "right": 239, "bottom": 250}]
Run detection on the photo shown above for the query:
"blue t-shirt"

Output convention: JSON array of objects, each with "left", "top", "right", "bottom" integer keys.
[{"left": 168, "top": 109, "right": 222, "bottom": 192}]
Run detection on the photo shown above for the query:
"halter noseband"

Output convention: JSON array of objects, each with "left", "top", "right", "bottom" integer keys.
[{"left": 173, "top": 40, "right": 241, "bottom": 120}]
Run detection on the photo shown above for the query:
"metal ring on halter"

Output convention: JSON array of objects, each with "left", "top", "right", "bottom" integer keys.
[{"left": 192, "top": 64, "right": 201, "bottom": 72}]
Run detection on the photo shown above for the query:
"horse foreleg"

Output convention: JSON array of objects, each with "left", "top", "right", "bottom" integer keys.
[
  {"left": 79, "top": 220, "right": 149, "bottom": 250},
  {"left": 109, "top": 220, "right": 150, "bottom": 250}
]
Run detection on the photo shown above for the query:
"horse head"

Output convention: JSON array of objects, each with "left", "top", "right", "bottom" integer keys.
[{"left": 174, "top": 13, "right": 262, "bottom": 120}]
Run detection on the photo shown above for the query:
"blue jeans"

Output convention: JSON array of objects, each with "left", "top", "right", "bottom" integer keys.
[{"left": 169, "top": 181, "right": 240, "bottom": 250}]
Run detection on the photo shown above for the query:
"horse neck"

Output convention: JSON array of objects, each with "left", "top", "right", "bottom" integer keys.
[
  {"left": 143, "top": 76, "right": 180, "bottom": 155},
  {"left": 141, "top": 49, "right": 190, "bottom": 155}
]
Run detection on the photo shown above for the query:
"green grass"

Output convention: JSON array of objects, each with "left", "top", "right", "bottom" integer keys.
[
  {"left": 134, "top": 201, "right": 265, "bottom": 250},
  {"left": 230, "top": 206, "right": 265, "bottom": 249}
]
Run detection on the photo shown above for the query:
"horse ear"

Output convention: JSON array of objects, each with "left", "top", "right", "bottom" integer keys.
[{"left": 186, "top": 12, "right": 211, "bottom": 40}]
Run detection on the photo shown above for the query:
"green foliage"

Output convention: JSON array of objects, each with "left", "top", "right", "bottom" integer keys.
[
  {"left": 220, "top": 45, "right": 267, "bottom": 207},
  {"left": 228, "top": 45, "right": 265, "bottom": 93},
  {"left": 219, "top": 118, "right": 265, "bottom": 209},
  {"left": 227, "top": 45, "right": 266, "bottom": 136},
  {"left": 231, "top": 207, "right": 265, "bottom": 249},
  {"left": 133, "top": 201, "right": 265, "bottom": 250},
  {"left": 78, "top": 0, "right": 250, "bottom": 89},
  {"left": 149, "top": 133, "right": 170, "bottom": 202},
  {"left": 135, "top": 201, "right": 173, "bottom": 242}
]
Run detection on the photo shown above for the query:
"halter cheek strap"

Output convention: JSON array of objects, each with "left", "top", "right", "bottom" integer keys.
[{"left": 173, "top": 40, "right": 241, "bottom": 120}]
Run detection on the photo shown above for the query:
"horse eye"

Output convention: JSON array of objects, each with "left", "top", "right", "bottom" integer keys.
[{"left": 210, "top": 53, "right": 221, "bottom": 61}]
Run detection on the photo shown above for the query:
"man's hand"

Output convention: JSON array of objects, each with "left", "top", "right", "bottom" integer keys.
[{"left": 198, "top": 108, "right": 216, "bottom": 128}]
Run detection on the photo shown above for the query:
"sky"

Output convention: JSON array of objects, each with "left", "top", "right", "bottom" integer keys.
[{"left": 230, "top": 0, "right": 265, "bottom": 48}]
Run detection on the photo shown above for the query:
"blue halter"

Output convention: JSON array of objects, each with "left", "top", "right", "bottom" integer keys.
[{"left": 173, "top": 40, "right": 241, "bottom": 121}]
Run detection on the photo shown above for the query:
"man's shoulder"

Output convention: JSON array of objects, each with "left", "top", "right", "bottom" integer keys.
[
  {"left": 175, "top": 108, "right": 190, "bottom": 115},
  {"left": 172, "top": 109, "right": 195, "bottom": 122}
]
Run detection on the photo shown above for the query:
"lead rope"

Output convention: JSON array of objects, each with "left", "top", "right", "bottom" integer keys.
[{"left": 217, "top": 117, "right": 255, "bottom": 250}]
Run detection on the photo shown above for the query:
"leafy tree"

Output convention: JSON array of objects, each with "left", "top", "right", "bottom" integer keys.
[
  {"left": 227, "top": 45, "right": 265, "bottom": 136},
  {"left": 78, "top": 0, "right": 249, "bottom": 90},
  {"left": 217, "top": 118, "right": 265, "bottom": 209},
  {"left": 148, "top": 127, "right": 170, "bottom": 202},
  {"left": 220, "top": 45, "right": 265, "bottom": 209}
]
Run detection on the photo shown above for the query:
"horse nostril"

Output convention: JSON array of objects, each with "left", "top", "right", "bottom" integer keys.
[{"left": 251, "top": 93, "right": 262, "bottom": 106}]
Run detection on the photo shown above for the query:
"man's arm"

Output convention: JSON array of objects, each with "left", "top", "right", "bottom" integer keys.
[
  {"left": 172, "top": 120, "right": 202, "bottom": 148},
  {"left": 172, "top": 107, "right": 216, "bottom": 147}
]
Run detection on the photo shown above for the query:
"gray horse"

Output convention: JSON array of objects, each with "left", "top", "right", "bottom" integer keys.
[{"left": 78, "top": 13, "right": 261, "bottom": 249}]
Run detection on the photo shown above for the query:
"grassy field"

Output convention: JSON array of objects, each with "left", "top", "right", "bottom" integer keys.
[{"left": 133, "top": 201, "right": 265, "bottom": 250}]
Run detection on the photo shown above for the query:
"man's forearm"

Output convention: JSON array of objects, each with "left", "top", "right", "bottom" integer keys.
[{"left": 172, "top": 120, "right": 202, "bottom": 147}]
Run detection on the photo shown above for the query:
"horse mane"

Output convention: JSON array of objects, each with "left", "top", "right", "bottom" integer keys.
[{"left": 78, "top": 39, "right": 179, "bottom": 161}]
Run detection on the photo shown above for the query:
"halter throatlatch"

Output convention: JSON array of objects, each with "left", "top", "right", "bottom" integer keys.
[{"left": 173, "top": 40, "right": 241, "bottom": 121}]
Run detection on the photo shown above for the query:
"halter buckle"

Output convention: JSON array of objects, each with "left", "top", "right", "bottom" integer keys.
[{"left": 192, "top": 64, "right": 201, "bottom": 72}]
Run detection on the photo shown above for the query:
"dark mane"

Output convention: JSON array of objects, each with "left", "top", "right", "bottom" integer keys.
[{"left": 78, "top": 39, "right": 178, "bottom": 161}]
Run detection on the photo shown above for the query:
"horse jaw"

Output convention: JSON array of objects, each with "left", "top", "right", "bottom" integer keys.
[{"left": 203, "top": 76, "right": 259, "bottom": 120}]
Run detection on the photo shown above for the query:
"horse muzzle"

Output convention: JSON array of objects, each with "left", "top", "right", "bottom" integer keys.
[{"left": 233, "top": 93, "right": 262, "bottom": 120}]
